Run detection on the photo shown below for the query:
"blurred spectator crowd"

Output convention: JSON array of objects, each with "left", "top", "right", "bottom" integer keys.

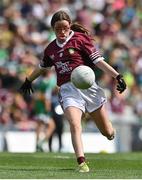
[{"left": 0, "top": 0, "right": 142, "bottom": 134}]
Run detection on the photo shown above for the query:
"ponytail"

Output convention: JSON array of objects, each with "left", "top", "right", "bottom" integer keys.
[
  {"left": 71, "top": 22, "right": 95, "bottom": 41},
  {"left": 71, "top": 22, "right": 90, "bottom": 35}
]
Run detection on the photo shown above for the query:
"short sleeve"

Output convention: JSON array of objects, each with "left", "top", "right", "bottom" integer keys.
[
  {"left": 39, "top": 49, "right": 53, "bottom": 69},
  {"left": 81, "top": 34, "right": 104, "bottom": 64}
]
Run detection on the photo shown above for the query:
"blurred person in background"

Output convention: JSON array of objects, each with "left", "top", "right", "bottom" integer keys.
[
  {"left": 32, "top": 90, "right": 55, "bottom": 152},
  {"left": 20, "top": 10, "right": 126, "bottom": 172},
  {"left": 34, "top": 70, "right": 64, "bottom": 152},
  {"left": 32, "top": 69, "right": 57, "bottom": 151},
  {"left": 48, "top": 86, "right": 64, "bottom": 152}
]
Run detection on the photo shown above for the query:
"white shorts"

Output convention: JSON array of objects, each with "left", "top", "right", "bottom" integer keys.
[{"left": 59, "top": 82, "right": 107, "bottom": 113}]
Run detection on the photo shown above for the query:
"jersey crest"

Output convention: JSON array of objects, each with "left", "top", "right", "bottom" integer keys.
[{"left": 68, "top": 48, "right": 75, "bottom": 54}]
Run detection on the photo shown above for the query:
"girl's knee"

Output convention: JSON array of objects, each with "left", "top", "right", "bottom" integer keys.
[
  {"left": 70, "top": 123, "right": 82, "bottom": 133},
  {"left": 102, "top": 129, "right": 115, "bottom": 140}
]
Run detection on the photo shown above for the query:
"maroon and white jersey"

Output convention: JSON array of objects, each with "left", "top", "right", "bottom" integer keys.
[{"left": 39, "top": 31, "right": 104, "bottom": 86}]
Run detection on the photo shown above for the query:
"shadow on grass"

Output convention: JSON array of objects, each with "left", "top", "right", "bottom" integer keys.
[
  {"left": 0, "top": 167, "right": 75, "bottom": 171},
  {"left": 59, "top": 168, "right": 75, "bottom": 171}
]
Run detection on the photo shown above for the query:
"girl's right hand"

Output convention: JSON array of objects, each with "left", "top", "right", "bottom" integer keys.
[{"left": 19, "top": 78, "right": 34, "bottom": 95}]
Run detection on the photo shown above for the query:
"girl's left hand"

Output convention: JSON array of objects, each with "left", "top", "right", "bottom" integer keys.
[{"left": 116, "top": 74, "right": 127, "bottom": 93}]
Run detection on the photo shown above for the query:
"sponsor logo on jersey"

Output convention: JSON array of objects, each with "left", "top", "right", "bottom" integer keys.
[{"left": 55, "top": 61, "right": 72, "bottom": 74}]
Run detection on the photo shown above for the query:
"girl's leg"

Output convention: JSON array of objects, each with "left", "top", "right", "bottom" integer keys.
[
  {"left": 64, "top": 106, "right": 84, "bottom": 158},
  {"left": 64, "top": 106, "right": 90, "bottom": 172},
  {"left": 90, "top": 105, "right": 115, "bottom": 140}
]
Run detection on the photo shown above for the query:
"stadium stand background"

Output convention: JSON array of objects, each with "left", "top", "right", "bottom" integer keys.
[{"left": 0, "top": 0, "right": 142, "bottom": 152}]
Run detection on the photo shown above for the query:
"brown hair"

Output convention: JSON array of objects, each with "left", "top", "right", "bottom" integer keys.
[
  {"left": 71, "top": 22, "right": 90, "bottom": 36},
  {"left": 51, "top": 11, "right": 90, "bottom": 36},
  {"left": 51, "top": 10, "right": 71, "bottom": 28}
]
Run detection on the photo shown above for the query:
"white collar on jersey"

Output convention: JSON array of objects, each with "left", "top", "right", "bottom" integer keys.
[{"left": 56, "top": 30, "right": 74, "bottom": 48}]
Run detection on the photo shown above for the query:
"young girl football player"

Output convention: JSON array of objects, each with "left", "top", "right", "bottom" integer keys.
[{"left": 20, "top": 10, "right": 126, "bottom": 172}]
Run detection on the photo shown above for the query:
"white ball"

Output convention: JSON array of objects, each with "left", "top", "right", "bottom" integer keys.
[{"left": 71, "top": 65, "right": 95, "bottom": 89}]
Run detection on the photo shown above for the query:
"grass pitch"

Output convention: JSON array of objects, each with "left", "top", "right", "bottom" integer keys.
[{"left": 0, "top": 152, "right": 142, "bottom": 179}]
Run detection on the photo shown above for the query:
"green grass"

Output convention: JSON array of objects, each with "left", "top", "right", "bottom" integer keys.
[{"left": 0, "top": 152, "right": 142, "bottom": 179}]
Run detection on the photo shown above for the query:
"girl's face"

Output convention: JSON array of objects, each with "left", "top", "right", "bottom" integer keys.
[{"left": 53, "top": 20, "right": 71, "bottom": 43}]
